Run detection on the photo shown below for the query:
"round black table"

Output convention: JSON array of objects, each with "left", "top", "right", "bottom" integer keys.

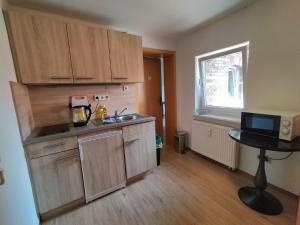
[{"left": 229, "top": 128, "right": 300, "bottom": 215}]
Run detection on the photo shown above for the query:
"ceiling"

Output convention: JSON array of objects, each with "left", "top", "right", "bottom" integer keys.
[{"left": 8, "top": 0, "right": 256, "bottom": 39}]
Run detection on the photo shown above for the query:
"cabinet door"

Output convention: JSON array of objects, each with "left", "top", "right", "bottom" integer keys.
[
  {"left": 108, "top": 30, "right": 144, "bottom": 83},
  {"left": 67, "top": 23, "right": 111, "bottom": 83},
  {"left": 122, "top": 121, "right": 156, "bottom": 179},
  {"left": 78, "top": 131, "right": 126, "bottom": 202},
  {"left": 31, "top": 149, "right": 84, "bottom": 213},
  {"left": 191, "top": 121, "right": 215, "bottom": 158},
  {"left": 5, "top": 11, "right": 73, "bottom": 84}
]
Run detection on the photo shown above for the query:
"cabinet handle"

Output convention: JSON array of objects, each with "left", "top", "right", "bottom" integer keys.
[
  {"left": 50, "top": 76, "right": 72, "bottom": 80},
  {"left": 56, "top": 152, "right": 79, "bottom": 162},
  {"left": 74, "top": 77, "right": 94, "bottom": 80},
  {"left": 43, "top": 142, "right": 66, "bottom": 149},
  {"left": 124, "top": 138, "right": 140, "bottom": 145},
  {"left": 112, "top": 77, "right": 128, "bottom": 80}
]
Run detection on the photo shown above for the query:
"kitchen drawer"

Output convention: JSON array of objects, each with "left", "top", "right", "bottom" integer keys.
[
  {"left": 122, "top": 121, "right": 154, "bottom": 142},
  {"left": 27, "top": 136, "right": 78, "bottom": 159}
]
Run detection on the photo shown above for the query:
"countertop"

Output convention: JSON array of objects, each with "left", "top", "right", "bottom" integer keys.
[{"left": 23, "top": 114, "right": 155, "bottom": 146}]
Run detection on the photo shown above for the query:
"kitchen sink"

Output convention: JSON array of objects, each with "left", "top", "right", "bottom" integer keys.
[
  {"left": 93, "top": 114, "right": 141, "bottom": 125},
  {"left": 116, "top": 114, "right": 138, "bottom": 122}
]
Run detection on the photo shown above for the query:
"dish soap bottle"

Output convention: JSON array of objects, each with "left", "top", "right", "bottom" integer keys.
[{"left": 95, "top": 105, "right": 107, "bottom": 120}]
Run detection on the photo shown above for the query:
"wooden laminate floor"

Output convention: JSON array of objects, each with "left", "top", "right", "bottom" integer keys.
[{"left": 43, "top": 148, "right": 298, "bottom": 225}]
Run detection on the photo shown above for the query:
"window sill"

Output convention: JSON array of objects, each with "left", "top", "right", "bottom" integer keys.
[{"left": 193, "top": 113, "right": 240, "bottom": 128}]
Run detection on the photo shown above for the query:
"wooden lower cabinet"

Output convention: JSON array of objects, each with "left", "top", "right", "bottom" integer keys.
[
  {"left": 27, "top": 121, "right": 156, "bottom": 219},
  {"left": 78, "top": 130, "right": 126, "bottom": 203},
  {"left": 122, "top": 121, "right": 156, "bottom": 179},
  {"left": 30, "top": 149, "right": 84, "bottom": 214}
]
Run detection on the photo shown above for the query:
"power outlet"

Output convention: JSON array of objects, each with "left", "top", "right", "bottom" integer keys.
[{"left": 94, "top": 95, "right": 110, "bottom": 101}]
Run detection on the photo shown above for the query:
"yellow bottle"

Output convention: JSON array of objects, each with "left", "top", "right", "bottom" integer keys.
[{"left": 95, "top": 105, "right": 107, "bottom": 120}]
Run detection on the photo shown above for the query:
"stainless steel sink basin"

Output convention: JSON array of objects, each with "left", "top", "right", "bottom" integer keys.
[
  {"left": 116, "top": 114, "right": 138, "bottom": 122},
  {"left": 93, "top": 114, "right": 142, "bottom": 126}
]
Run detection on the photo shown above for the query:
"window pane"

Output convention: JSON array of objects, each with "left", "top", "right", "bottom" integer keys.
[{"left": 201, "top": 51, "right": 243, "bottom": 108}]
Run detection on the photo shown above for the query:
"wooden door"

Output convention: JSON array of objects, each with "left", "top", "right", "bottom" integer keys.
[
  {"left": 297, "top": 198, "right": 300, "bottom": 225},
  {"left": 5, "top": 11, "right": 73, "bottom": 84},
  {"left": 108, "top": 30, "right": 144, "bottom": 83},
  {"left": 138, "top": 57, "right": 163, "bottom": 136},
  {"left": 78, "top": 130, "right": 126, "bottom": 202},
  {"left": 140, "top": 48, "right": 177, "bottom": 147},
  {"left": 123, "top": 122, "right": 156, "bottom": 179},
  {"left": 67, "top": 23, "right": 111, "bottom": 83},
  {"left": 164, "top": 54, "right": 177, "bottom": 147},
  {"left": 31, "top": 149, "right": 84, "bottom": 213}
]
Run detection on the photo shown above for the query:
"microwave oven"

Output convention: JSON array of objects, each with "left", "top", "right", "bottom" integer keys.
[{"left": 241, "top": 110, "right": 300, "bottom": 141}]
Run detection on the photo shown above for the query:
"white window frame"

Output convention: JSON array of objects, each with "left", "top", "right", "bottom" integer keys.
[{"left": 195, "top": 42, "right": 249, "bottom": 117}]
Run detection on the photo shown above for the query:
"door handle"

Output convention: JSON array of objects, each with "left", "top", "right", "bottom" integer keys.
[{"left": 0, "top": 168, "right": 5, "bottom": 186}]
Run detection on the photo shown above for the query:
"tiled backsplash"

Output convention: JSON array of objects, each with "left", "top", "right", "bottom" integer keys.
[{"left": 28, "top": 84, "right": 137, "bottom": 127}]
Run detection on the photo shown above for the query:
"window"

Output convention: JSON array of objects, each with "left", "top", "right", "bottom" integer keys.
[{"left": 195, "top": 42, "right": 249, "bottom": 115}]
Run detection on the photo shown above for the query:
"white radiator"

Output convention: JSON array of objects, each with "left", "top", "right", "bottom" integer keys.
[{"left": 191, "top": 120, "right": 239, "bottom": 169}]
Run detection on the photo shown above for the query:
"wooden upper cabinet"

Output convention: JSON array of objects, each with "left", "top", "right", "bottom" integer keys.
[
  {"left": 108, "top": 30, "right": 144, "bottom": 83},
  {"left": 67, "top": 23, "right": 112, "bottom": 83},
  {"left": 5, "top": 11, "right": 73, "bottom": 84},
  {"left": 5, "top": 9, "right": 145, "bottom": 84}
]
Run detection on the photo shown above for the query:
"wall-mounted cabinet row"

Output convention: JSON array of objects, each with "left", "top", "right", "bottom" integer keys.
[{"left": 5, "top": 9, "right": 144, "bottom": 84}]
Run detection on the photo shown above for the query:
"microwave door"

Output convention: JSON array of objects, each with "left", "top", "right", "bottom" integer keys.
[{"left": 241, "top": 112, "right": 281, "bottom": 138}]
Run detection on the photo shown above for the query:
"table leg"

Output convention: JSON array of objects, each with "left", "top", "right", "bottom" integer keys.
[{"left": 238, "top": 148, "right": 283, "bottom": 215}]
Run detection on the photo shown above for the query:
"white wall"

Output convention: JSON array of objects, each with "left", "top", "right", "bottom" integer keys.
[
  {"left": 0, "top": 1, "right": 39, "bottom": 224},
  {"left": 176, "top": 0, "right": 300, "bottom": 194},
  {"left": 142, "top": 34, "right": 176, "bottom": 51}
]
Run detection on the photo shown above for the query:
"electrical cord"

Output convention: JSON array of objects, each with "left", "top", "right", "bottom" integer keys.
[
  {"left": 269, "top": 152, "right": 294, "bottom": 161},
  {"left": 91, "top": 98, "right": 100, "bottom": 114}
]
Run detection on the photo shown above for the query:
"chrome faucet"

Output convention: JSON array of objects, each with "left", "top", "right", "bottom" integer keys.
[{"left": 114, "top": 107, "right": 128, "bottom": 118}]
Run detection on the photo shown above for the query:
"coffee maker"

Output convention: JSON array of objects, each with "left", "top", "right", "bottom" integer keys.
[{"left": 70, "top": 96, "right": 92, "bottom": 127}]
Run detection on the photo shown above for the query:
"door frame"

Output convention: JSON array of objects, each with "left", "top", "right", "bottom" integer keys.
[{"left": 143, "top": 47, "right": 177, "bottom": 147}]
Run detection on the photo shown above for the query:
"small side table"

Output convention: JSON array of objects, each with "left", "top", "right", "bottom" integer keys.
[{"left": 229, "top": 128, "right": 300, "bottom": 215}]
